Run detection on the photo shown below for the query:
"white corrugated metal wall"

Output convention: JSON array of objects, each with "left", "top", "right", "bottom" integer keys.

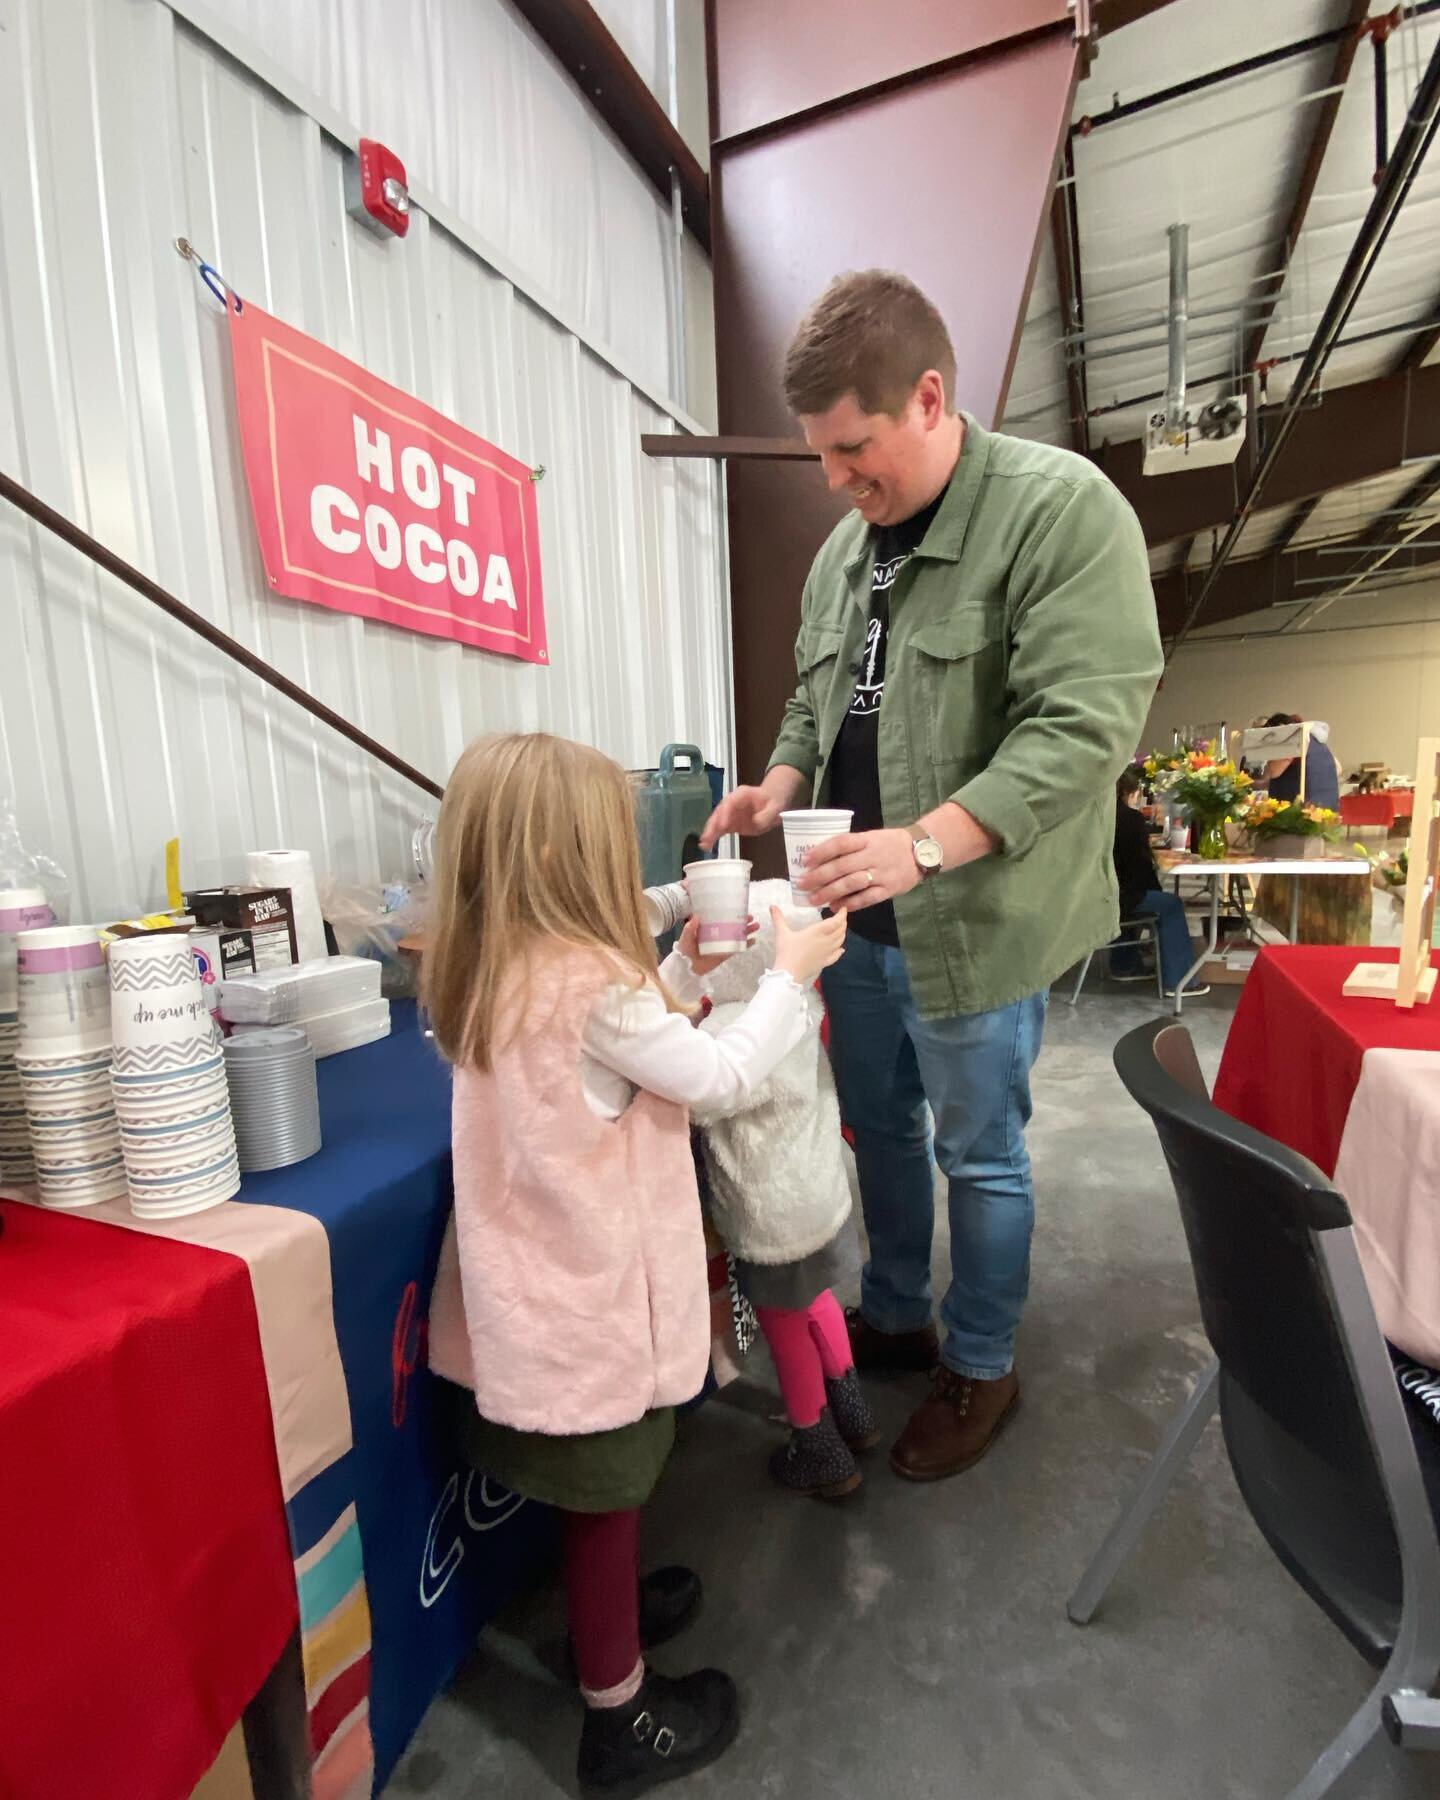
[{"left": 0, "top": 0, "right": 730, "bottom": 923}]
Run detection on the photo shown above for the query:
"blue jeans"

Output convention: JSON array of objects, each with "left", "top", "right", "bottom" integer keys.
[
  {"left": 1112, "top": 890, "right": 1194, "bottom": 990},
  {"left": 820, "top": 936, "right": 1048, "bottom": 1380}
]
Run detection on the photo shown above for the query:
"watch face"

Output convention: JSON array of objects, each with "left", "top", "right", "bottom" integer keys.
[{"left": 915, "top": 837, "right": 943, "bottom": 871}]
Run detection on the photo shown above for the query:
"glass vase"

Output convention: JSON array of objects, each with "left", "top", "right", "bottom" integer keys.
[{"left": 1196, "top": 817, "right": 1229, "bottom": 860}]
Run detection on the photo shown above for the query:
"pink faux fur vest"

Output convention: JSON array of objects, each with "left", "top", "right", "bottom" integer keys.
[{"left": 428, "top": 947, "right": 710, "bottom": 1433}]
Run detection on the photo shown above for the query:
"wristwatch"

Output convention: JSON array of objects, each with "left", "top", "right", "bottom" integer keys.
[{"left": 910, "top": 830, "right": 944, "bottom": 878}]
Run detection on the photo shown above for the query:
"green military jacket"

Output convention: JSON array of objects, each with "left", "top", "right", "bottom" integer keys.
[{"left": 768, "top": 415, "right": 1163, "bottom": 1018}]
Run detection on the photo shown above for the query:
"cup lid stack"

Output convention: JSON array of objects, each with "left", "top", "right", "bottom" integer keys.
[
  {"left": 110, "top": 934, "right": 238, "bottom": 1217},
  {"left": 224, "top": 1027, "right": 322, "bottom": 1172}
]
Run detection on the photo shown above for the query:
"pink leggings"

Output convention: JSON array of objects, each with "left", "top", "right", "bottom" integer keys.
[{"left": 755, "top": 1289, "right": 854, "bottom": 1428}]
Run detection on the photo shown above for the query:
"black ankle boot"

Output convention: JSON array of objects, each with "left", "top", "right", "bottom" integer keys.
[
  {"left": 767, "top": 1405, "right": 861, "bottom": 1497},
  {"left": 637, "top": 1566, "right": 702, "bottom": 1648},
  {"left": 825, "top": 1369, "right": 883, "bottom": 1452},
  {"left": 578, "top": 1667, "right": 740, "bottom": 1797}
]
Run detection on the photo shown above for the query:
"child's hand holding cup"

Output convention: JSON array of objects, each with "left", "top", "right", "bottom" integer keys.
[
  {"left": 679, "top": 911, "right": 760, "bottom": 977},
  {"left": 772, "top": 906, "right": 848, "bottom": 986}
]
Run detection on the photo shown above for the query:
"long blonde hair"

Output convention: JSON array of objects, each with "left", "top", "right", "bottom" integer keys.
[{"left": 423, "top": 732, "right": 673, "bottom": 1070}]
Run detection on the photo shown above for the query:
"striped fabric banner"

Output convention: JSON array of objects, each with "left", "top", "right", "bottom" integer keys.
[{"left": 288, "top": 1460, "right": 377, "bottom": 1796}]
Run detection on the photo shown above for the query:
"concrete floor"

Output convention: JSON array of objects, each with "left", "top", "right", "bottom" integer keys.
[{"left": 385, "top": 976, "right": 1428, "bottom": 1800}]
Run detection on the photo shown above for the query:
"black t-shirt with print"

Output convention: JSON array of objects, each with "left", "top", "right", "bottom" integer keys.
[{"left": 825, "top": 483, "right": 948, "bottom": 946}]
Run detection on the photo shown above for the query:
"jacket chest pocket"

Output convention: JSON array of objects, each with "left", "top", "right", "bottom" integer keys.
[
  {"left": 908, "top": 611, "right": 1008, "bottom": 768},
  {"left": 800, "top": 627, "right": 848, "bottom": 731}
]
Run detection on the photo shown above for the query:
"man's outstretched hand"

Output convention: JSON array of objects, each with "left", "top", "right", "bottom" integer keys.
[{"left": 699, "top": 785, "right": 783, "bottom": 849}]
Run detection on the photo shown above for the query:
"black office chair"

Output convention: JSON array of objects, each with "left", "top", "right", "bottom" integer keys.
[{"left": 1068, "top": 1019, "right": 1440, "bottom": 1798}]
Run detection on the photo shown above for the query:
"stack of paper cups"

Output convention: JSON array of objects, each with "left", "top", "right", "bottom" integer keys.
[
  {"left": 17, "top": 1043, "right": 125, "bottom": 1209},
  {"left": 110, "top": 934, "right": 238, "bottom": 1218},
  {"left": 0, "top": 888, "right": 53, "bottom": 1192},
  {"left": 246, "top": 849, "right": 328, "bottom": 963},
  {"left": 15, "top": 923, "right": 124, "bottom": 1208},
  {"left": 780, "top": 810, "right": 854, "bottom": 899},
  {"left": 682, "top": 860, "right": 752, "bottom": 956},
  {"left": 642, "top": 882, "right": 691, "bottom": 938}
]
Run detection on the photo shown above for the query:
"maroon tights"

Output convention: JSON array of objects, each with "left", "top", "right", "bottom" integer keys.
[{"left": 562, "top": 1505, "right": 642, "bottom": 1700}]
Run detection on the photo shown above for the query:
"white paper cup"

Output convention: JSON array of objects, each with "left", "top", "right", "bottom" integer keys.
[
  {"left": 780, "top": 810, "right": 854, "bottom": 894},
  {"left": 642, "top": 883, "right": 691, "bottom": 938},
  {"left": 0, "top": 890, "right": 55, "bottom": 939},
  {"left": 682, "top": 860, "right": 752, "bottom": 956},
  {"left": 16, "top": 931, "right": 109, "bottom": 1053},
  {"left": 109, "top": 935, "right": 218, "bottom": 1074}
]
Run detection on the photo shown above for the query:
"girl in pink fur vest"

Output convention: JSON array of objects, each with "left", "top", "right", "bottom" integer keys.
[{"left": 423, "top": 732, "right": 846, "bottom": 1799}]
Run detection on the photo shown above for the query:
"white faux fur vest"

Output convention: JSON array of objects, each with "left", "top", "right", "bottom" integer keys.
[{"left": 690, "top": 881, "right": 852, "bottom": 1266}]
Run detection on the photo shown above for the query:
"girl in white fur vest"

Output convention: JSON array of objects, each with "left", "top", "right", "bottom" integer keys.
[{"left": 692, "top": 879, "right": 880, "bottom": 1498}]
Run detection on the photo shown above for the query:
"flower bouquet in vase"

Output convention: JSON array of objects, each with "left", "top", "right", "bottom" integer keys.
[
  {"left": 1239, "top": 796, "right": 1340, "bottom": 860},
  {"left": 1147, "top": 745, "right": 1254, "bottom": 860}
]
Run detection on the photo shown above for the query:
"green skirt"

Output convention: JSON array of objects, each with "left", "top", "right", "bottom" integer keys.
[{"left": 442, "top": 1379, "right": 675, "bottom": 1513}]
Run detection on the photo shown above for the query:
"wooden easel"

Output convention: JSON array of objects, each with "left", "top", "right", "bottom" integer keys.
[
  {"left": 1395, "top": 737, "right": 1440, "bottom": 1006},
  {"left": 1343, "top": 736, "right": 1439, "bottom": 1007}
]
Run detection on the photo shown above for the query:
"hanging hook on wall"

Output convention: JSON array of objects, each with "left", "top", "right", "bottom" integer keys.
[{"left": 174, "top": 237, "right": 244, "bottom": 314}]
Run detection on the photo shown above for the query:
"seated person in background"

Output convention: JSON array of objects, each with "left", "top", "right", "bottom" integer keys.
[
  {"left": 1261, "top": 710, "right": 1341, "bottom": 809},
  {"left": 1112, "top": 768, "right": 1206, "bottom": 997}
]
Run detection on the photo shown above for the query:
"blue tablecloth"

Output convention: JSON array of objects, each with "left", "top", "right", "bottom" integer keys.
[{"left": 240, "top": 1001, "right": 553, "bottom": 1793}]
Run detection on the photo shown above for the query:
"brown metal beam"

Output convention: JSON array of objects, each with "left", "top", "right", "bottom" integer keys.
[
  {"left": 1099, "top": 361, "right": 1440, "bottom": 547},
  {"left": 1241, "top": 1, "right": 1369, "bottom": 373},
  {"left": 1050, "top": 137, "right": 1090, "bottom": 453},
  {"left": 1268, "top": 492, "right": 1327, "bottom": 555},
  {"left": 641, "top": 434, "right": 815, "bottom": 461},
  {"left": 507, "top": 0, "right": 711, "bottom": 250},
  {"left": 1151, "top": 527, "right": 1440, "bottom": 636}
]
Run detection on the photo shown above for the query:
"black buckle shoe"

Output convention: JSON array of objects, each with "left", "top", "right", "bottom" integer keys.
[{"left": 578, "top": 1668, "right": 740, "bottom": 1797}]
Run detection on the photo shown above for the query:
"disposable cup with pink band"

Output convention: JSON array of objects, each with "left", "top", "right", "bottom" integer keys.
[
  {"left": 17, "top": 926, "right": 111, "bottom": 1052},
  {"left": 0, "top": 887, "right": 56, "bottom": 1015},
  {"left": 0, "top": 889, "right": 55, "bottom": 939},
  {"left": 682, "top": 859, "right": 752, "bottom": 957}
]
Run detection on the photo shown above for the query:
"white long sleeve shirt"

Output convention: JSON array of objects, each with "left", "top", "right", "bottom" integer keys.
[{"left": 579, "top": 949, "right": 809, "bottom": 1121}]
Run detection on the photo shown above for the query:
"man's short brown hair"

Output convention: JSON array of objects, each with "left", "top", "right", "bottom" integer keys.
[{"left": 783, "top": 270, "right": 956, "bottom": 419}]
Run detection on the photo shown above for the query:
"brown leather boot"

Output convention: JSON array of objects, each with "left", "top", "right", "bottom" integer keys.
[
  {"left": 890, "top": 1367, "right": 1020, "bottom": 1481},
  {"left": 844, "top": 1306, "right": 940, "bottom": 1374}
]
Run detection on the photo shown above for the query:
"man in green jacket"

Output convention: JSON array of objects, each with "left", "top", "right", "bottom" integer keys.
[{"left": 703, "top": 271, "right": 1161, "bottom": 1484}]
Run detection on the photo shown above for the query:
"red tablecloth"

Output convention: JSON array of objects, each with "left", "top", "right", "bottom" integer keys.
[
  {"left": 1214, "top": 946, "right": 1440, "bottom": 1176},
  {"left": 1340, "top": 790, "right": 1414, "bottom": 828},
  {"left": 0, "top": 1200, "right": 298, "bottom": 1800}
]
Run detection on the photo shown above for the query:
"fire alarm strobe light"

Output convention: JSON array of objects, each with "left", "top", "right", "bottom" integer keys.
[{"left": 345, "top": 138, "right": 410, "bottom": 239}]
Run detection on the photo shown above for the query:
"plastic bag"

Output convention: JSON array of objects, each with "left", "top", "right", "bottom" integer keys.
[
  {"left": 0, "top": 794, "right": 71, "bottom": 924},
  {"left": 318, "top": 877, "right": 430, "bottom": 997}
]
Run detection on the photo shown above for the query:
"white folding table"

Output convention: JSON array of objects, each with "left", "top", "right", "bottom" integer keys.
[{"left": 1157, "top": 852, "right": 1372, "bottom": 1015}]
